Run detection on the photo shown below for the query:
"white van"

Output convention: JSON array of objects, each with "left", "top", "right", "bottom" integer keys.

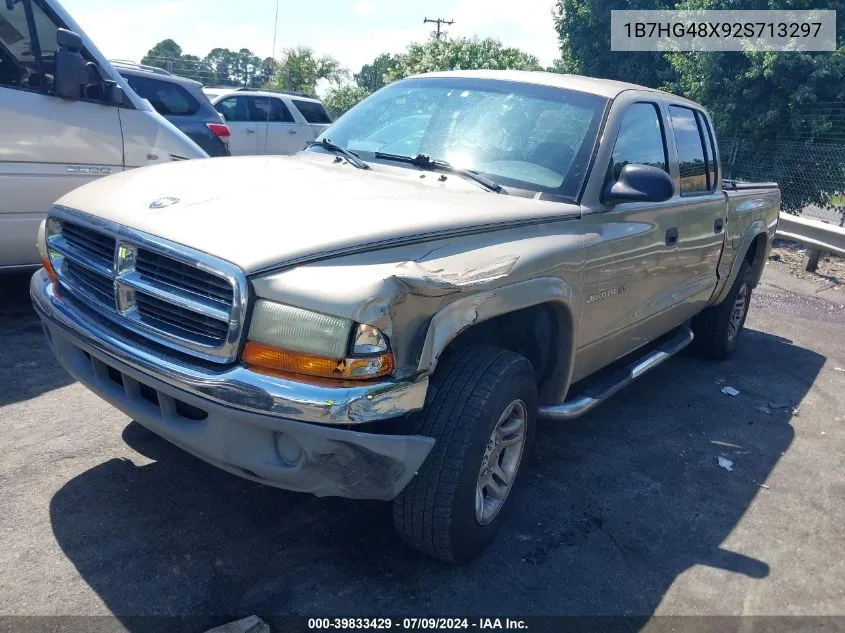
[{"left": 0, "top": 0, "right": 207, "bottom": 270}]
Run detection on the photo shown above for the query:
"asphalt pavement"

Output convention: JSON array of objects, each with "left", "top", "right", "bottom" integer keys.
[{"left": 0, "top": 263, "right": 843, "bottom": 630}]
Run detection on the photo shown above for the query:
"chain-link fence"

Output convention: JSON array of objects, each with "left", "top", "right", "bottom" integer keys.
[{"left": 721, "top": 139, "right": 845, "bottom": 226}]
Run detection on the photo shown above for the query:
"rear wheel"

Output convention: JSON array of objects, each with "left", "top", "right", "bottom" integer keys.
[
  {"left": 691, "top": 260, "right": 753, "bottom": 359},
  {"left": 393, "top": 346, "right": 536, "bottom": 562}
]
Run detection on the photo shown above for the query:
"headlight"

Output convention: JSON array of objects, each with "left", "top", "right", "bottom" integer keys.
[{"left": 242, "top": 300, "right": 394, "bottom": 381}]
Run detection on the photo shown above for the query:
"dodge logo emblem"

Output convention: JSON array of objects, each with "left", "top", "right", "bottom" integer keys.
[{"left": 149, "top": 196, "right": 180, "bottom": 209}]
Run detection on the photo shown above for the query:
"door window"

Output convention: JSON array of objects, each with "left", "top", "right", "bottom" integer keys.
[
  {"left": 609, "top": 102, "right": 668, "bottom": 182},
  {"left": 292, "top": 99, "right": 332, "bottom": 124},
  {"left": 215, "top": 96, "right": 250, "bottom": 122},
  {"left": 0, "top": 0, "right": 58, "bottom": 92},
  {"left": 247, "top": 96, "right": 294, "bottom": 122},
  {"left": 123, "top": 74, "right": 198, "bottom": 116},
  {"left": 669, "top": 105, "right": 709, "bottom": 194}
]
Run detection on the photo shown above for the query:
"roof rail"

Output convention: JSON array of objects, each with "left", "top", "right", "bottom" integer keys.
[
  {"left": 233, "top": 87, "right": 316, "bottom": 99},
  {"left": 109, "top": 59, "right": 173, "bottom": 77}
]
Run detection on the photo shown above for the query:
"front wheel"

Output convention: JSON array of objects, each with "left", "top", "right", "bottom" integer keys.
[
  {"left": 691, "top": 260, "right": 753, "bottom": 359},
  {"left": 393, "top": 346, "right": 536, "bottom": 562}
]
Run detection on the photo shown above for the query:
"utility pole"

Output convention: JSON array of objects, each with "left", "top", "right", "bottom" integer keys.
[{"left": 423, "top": 17, "right": 454, "bottom": 39}]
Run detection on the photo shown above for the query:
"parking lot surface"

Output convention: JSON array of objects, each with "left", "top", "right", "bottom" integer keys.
[{"left": 1, "top": 264, "right": 843, "bottom": 627}]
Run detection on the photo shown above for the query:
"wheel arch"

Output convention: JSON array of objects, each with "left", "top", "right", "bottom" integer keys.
[
  {"left": 714, "top": 220, "right": 771, "bottom": 304},
  {"left": 745, "top": 231, "right": 770, "bottom": 288},
  {"left": 416, "top": 277, "right": 577, "bottom": 405}
]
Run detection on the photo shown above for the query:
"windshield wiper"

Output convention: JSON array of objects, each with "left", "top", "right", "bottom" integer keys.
[
  {"left": 307, "top": 138, "right": 369, "bottom": 170},
  {"left": 373, "top": 152, "right": 504, "bottom": 194}
]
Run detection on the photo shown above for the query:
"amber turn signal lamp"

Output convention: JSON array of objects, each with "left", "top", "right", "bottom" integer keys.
[
  {"left": 242, "top": 341, "right": 394, "bottom": 381},
  {"left": 41, "top": 255, "right": 58, "bottom": 284}
]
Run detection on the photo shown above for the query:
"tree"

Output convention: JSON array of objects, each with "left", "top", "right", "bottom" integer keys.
[
  {"left": 140, "top": 39, "right": 183, "bottom": 69},
  {"left": 665, "top": 47, "right": 845, "bottom": 213},
  {"left": 265, "top": 47, "right": 346, "bottom": 95},
  {"left": 659, "top": 0, "right": 845, "bottom": 213},
  {"left": 203, "top": 48, "right": 239, "bottom": 86},
  {"left": 140, "top": 40, "right": 212, "bottom": 82},
  {"left": 354, "top": 53, "right": 396, "bottom": 93},
  {"left": 553, "top": 0, "right": 678, "bottom": 87},
  {"left": 386, "top": 36, "right": 542, "bottom": 81},
  {"left": 555, "top": 0, "right": 845, "bottom": 215},
  {"left": 323, "top": 84, "right": 371, "bottom": 117},
  {"left": 254, "top": 57, "right": 278, "bottom": 88}
]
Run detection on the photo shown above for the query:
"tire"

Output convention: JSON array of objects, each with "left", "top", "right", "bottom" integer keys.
[
  {"left": 691, "top": 260, "right": 754, "bottom": 359},
  {"left": 393, "top": 346, "right": 537, "bottom": 562}
]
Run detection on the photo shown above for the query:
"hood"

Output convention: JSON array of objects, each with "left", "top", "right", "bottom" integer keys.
[{"left": 55, "top": 155, "right": 581, "bottom": 274}]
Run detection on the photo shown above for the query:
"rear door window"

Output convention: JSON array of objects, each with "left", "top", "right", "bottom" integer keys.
[
  {"left": 247, "top": 96, "right": 294, "bottom": 123},
  {"left": 292, "top": 99, "right": 332, "bottom": 124},
  {"left": 697, "top": 112, "right": 719, "bottom": 191},
  {"left": 215, "top": 96, "right": 250, "bottom": 122},
  {"left": 669, "top": 105, "right": 709, "bottom": 195},
  {"left": 124, "top": 75, "right": 199, "bottom": 116}
]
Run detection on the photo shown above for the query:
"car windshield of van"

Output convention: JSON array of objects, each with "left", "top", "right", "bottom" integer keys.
[{"left": 314, "top": 76, "right": 608, "bottom": 199}]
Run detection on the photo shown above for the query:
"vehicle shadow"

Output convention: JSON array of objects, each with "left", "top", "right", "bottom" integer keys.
[
  {"left": 0, "top": 271, "right": 75, "bottom": 407},
  {"left": 48, "top": 326, "right": 820, "bottom": 630}
]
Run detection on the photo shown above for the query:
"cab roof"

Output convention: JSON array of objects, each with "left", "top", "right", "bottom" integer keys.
[{"left": 412, "top": 69, "right": 681, "bottom": 101}]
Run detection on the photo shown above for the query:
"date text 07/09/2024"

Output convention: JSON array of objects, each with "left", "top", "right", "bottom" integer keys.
[{"left": 306, "top": 618, "right": 528, "bottom": 630}]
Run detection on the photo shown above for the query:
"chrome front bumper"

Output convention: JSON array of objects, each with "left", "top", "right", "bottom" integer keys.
[
  {"left": 31, "top": 270, "right": 434, "bottom": 500},
  {"left": 31, "top": 269, "right": 428, "bottom": 425}
]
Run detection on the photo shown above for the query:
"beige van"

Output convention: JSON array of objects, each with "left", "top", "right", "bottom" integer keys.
[{"left": 0, "top": 0, "right": 207, "bottom": 270}]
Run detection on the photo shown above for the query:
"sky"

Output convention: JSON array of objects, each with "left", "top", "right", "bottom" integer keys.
[{"left": 61, "top": 0, "right": 562, "bottom": 77}]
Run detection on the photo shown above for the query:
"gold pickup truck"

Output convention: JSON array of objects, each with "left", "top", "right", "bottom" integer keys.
[{"left": 31, "top": 70, "right": 780, "bottom": 562}]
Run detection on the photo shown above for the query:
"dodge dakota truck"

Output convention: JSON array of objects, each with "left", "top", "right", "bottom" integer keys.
[{"left": 31, "top": 70, "right": 780, "bottom": 561}]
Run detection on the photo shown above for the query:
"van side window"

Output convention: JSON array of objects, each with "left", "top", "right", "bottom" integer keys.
[
  {"left": 0, "top": 1, "right": 41, "bottom": 91},
  {"left": 609, "top": 103, "right": 668, "bottom": 181},
  {"left": 669, "top": 105, "right": 709, "bottom": 194},
  {"left": 0, "top": 0, "right": 96, "bottom": 96}
]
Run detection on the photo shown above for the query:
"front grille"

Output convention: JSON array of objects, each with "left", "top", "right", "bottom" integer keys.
[
  {"left": 136, "top": 291, "right": 230, "bottom": 346},
  {"left": 62, "top": 222, "right": 115, "bottom": 270},
  {"left": 49, "top": 213, "right": 246, "bottom": 363},
  {"left": 135, "top": 249, "right": 233, "bottom": 305},
  {"left": 64, "top": 260, "right": 113, "bottom": 307}
]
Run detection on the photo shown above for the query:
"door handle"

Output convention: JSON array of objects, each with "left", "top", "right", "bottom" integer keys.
[
  {"left": 665, "top": 227, "right": 679, "bottom": 246},
  {"left": 245, "top": 129, "right": 256, "bottom": 134},
  {"left": 714, "top": 217, "right": 725, "bottom": 233},
  {"left": 287, "top": 130, "right": 297, "bottom": 135}
]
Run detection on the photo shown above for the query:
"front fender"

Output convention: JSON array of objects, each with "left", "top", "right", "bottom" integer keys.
[{"left": 416, "top": 276, "right": 577, "bottom": 403}]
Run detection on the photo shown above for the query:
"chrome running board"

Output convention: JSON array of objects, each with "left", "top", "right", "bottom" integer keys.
[{"left": 538, "top": 325, "right": 694, "bottom": 421}]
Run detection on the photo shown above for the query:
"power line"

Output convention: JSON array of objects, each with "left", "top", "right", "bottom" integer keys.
[{"left": 423, "top": 17, "right": 454, "bottom": 39}]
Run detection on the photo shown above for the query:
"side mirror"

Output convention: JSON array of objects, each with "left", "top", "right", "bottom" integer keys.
[
  {"left": 103, "top": 81, "right": 124, "bottom": 106},
  {"left": 54, "top": 28, "right": 86, "bottom": 99},
  {"left": 602, "top": 164, "right": 675, "bottom": 205},
  {"left": 84, "top": 62, "right": 122, "bottom": 104},
  {"left": 56, "top": 27, "right": 82, "bottom": 49}
]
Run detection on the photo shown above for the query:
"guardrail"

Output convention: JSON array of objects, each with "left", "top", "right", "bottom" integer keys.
[{"left": 776, "top": 212, "right": 845, "bottom": 272}]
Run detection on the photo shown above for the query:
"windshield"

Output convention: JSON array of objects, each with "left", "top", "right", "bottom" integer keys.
[{"left": 315, "top": 76, "right": 608, "bottom": 199}]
